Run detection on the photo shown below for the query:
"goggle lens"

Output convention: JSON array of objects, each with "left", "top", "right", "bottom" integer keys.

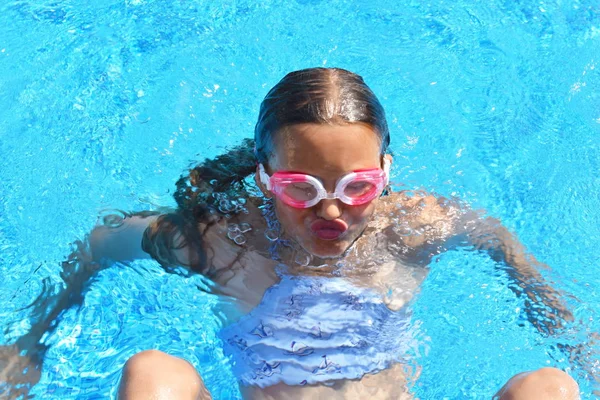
[
  {"left": 343, "top": 180, "right": 378, "bottom": 199},
  {"left": 282, "top": 182, "right": 319, "bottom": 202},
  {"left": 276, "top": 176, "right": 383, "bottom": 208},
  {"left": 259, "top": 162, "right": 389, "bottom": 209}
]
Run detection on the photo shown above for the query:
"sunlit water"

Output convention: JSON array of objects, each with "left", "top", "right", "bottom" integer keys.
[{"left": 1, "top": 0, "right": 599, "bottom": 398}]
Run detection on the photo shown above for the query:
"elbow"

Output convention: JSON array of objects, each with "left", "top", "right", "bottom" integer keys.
[
  {"left": 88, "top": 220, "right": 153, "bottom": 263},
  {"left": 89, "top": 225, "right": 112, "bottom": 262}
]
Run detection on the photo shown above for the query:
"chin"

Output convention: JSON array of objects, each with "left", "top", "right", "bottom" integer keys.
[{"left": 302, "top": 239, "right": 353, "bottom": 260}]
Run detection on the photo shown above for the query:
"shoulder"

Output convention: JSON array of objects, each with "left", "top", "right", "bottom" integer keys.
[
  {"left": 373, "top": 190, "right": 464, "bottom": 250},
  {"left": 159, "top": 198, "right": 268, "bottom": 275},
  {"left": 379, "top": 190, "right": 461, "bottom": 224}
]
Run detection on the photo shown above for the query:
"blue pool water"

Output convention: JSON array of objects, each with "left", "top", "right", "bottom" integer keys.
[{"left": 1, "top": 0, "right": 599, "bottom": 398}]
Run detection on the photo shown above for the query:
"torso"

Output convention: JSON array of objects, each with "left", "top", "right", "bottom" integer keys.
[
  {"left": 196, "top": 191, "right": 458, "bottom": 399},
  {"left": 204, "top": 191, "right": 456, "bottom": 312}
]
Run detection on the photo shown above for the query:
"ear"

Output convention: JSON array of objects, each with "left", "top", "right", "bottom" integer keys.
[
  {"left": 383, "top": 153, "right": 393, "bottom": 165},
  {"left": 254, "top": 164, "right": 273, "bottom": 198},
  {"left": 382, "top": 154, "right": 393, "bottom": 185}
]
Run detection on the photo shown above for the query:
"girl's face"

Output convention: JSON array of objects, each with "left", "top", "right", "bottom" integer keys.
[{"left": 261, "top": 123, "right": 388, "bottom": 259}]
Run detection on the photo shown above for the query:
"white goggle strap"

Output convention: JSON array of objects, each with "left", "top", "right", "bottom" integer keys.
[
  {"left": 383, "top": 157, "right": 391, "bottom": 185},
  {"left": 257, "top": 164, "right": 272, "bottom": 191}
]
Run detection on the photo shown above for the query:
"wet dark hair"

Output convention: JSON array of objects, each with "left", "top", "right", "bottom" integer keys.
[
  {"left": 176, "top": 67, "right": 390, "bottom": 209},
  {"left": 254, "top": 67, "right": 390, "bottom": 165},
  {"left": 170, "top": 67, "right": 390, "bottom": 273}
]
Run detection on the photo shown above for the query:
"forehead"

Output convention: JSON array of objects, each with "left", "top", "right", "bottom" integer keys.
[{"left": 271, "top": 123, "right": 381, "bottom": 176}]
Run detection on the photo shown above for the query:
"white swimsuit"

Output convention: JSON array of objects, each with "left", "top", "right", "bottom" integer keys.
[{"left": 219, "top": 274, "right": 415, "bottom": 388}]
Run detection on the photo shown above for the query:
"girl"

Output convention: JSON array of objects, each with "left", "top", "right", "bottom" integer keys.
[
  {"left": 1, "top": 68, "right": 579, "bottom": 399},
  {"left": 107, "top": 68, "right": 577, "bottom": 399}
]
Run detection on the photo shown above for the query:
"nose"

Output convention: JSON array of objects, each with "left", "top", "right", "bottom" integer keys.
[{"left": 316, "top": 199, "right": 343, "bottom": 220}]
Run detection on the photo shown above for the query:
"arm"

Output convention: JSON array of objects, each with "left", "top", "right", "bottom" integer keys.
[
  {"left": 18, "top": 212, "right": 161, "bottom": 348},
  {"left": 2, "top": 138, "right": 255, "bottom": 396},
  {"left": 89, "top": 211, "right": 160, "bottom": 262},
  {"left": 15, "top": 136, "right": 255, "bottom": 355},
  {"left": 1, "top": 211, "right": 165, "bottom": 397},
  {"left": 20, "top": 208, "right": 215, "bottom": 350},
  {"left": 387, "top": 191, "right": 572, "bottom": 335},
  {"left": 450, "top": 208, "right": 573, "bottom": 335}
]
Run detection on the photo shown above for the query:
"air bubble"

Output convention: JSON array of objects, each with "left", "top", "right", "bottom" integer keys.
[
  {"left": 98, "top": 209, "right": 127, "bottom": 228},
  {"left": 228, "top": 224, "right": 240, "bottom": 232},
  {"left": 294, "top": 251, "right": 312, "bottom": 267},
  {"left": 238, "top": 205, "right": 249, "bottom": 213},
  {"left": 234, "top": 235, "right": 247, "bottom": 245},
  {"left": 403, "top": 191, "right": 416, "bottom": 200},
  {"left": 239, "top": 222, "right": 252, "bottom": 233},
  {"left": 219, "top": 199, "right": 235, "bottom": 213},
  {"left": 265, "top": 229, "right": 279, "bottom": 241},
  {"left": 394, "top": 223, "right": 413, "bottom": 237},
  {"left": 227, "top": 230, "right": 240, "bottom": 240}
]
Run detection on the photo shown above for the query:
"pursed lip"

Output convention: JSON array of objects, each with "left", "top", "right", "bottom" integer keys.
[{"left": 309, "top": 219, "right": 349, "bottom": 241}]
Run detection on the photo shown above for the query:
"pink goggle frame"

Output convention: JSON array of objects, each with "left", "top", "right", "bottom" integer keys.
[{"left": 258, "top": 158, "right": 391, "bottom": 209}]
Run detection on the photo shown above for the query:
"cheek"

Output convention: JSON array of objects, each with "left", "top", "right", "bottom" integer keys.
[
  {"left": 345, "top": 202, "right": 377, "bottom": 224},
  {"left": 274, "top": 201, "right": 310, "bottom": 230}
]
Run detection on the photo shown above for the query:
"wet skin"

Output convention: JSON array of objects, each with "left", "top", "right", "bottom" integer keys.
[
  {"left": 258, "top": 123, "right": 389, "bottom": 260},
  {"left": 192, "top": 123, "right": 573, "bottom": 399},
  {"left": 2, "top": 123, "right": 574, "bottom": 399}
]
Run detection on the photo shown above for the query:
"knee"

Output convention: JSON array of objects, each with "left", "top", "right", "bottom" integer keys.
[
  {"left": 497, "top": 367, "right": 580, "bottom": 400},
  {"left": 123, "top": 349, "right": 196, "bottom": 374},
  {"left": 119, "top": 350, "right": 210, "bottom": 400}
]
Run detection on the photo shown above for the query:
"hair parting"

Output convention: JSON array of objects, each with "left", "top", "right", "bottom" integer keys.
[{"left": 168, "top": 67, "right": 391, "bottom": 275}]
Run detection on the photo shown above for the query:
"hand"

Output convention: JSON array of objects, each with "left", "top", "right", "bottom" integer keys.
[
  {"left": 520, "top": 283, "right": 575, "bottom": 336},
  {"left": 0, "top": 343, "right": 44, "bottom": 398},
  {"left": 60, "top": 238, "right": 101, "bottom": 285}
]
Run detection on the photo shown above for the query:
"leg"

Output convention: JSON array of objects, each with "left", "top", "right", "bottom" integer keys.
[
  {"left": 118, "top": 350, "right": 212, "bottom": 400},
  {"left": 495, "top": 367, "right": 580, "bottom": 400}
]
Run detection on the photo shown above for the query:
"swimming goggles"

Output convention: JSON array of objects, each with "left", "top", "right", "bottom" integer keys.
[{"left": 258, "top": 158, "right": 390, "bottom": 209}]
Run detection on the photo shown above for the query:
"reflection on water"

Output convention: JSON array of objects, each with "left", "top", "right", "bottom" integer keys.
[{"left": 1, "top": 0, "right": 599, "bottom": 398}]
